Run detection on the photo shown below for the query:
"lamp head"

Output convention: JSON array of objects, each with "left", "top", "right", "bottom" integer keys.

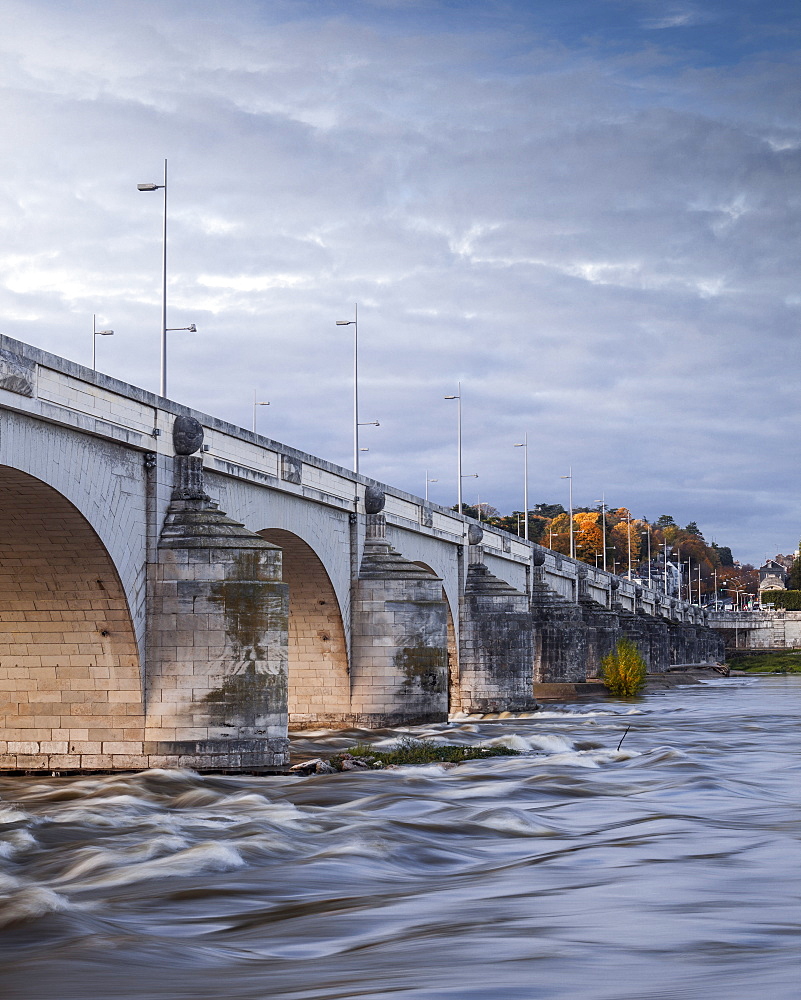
[
  {"left": 137, "top": 183, "right": 159, "bottom": 191},
  {"left": 336, "top": 320, "right": 353, "bottom": 326}
]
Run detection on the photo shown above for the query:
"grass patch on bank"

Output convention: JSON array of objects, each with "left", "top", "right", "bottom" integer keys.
[
  {"left": 330, "top": 736, "right": 523, "bottom": 769},
  {"left": 727, "top": 651, "right": 801, "bottom": 674}
]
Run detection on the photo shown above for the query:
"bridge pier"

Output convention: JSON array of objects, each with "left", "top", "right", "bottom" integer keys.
[
  {"left": 577, "top": 568, "right": 620, "bottom": 678},
  {"left": 530, "top": 551, "right": 587, "bottom": 684},
  {"left": 349, "top": 502, "right": 449, "bottom": 727},
  {"left": 643, "top": 606, "right": 671, "bottom": 673},
  {"left": 147, "top": 443, "right": 290, "bottom": 769},
  {"left": 455, "top": 534, "right": 536, "bottom": 714}
]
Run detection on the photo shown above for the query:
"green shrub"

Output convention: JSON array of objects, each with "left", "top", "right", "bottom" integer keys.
[
  {"left": 601, "top": 638, "right": 648, "bottom": 697},
  {"left": 760, "top": 590, "right": 801, "bottom": 611}
]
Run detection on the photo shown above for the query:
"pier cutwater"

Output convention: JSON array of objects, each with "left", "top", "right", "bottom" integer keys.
[{"left": 0, "top": 335, "right": 727, "bottom": 771}]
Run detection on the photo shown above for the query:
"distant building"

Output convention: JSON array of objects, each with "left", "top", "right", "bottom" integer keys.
[{"left": 758, "top": 559, "right": 787, "bottom": 592}]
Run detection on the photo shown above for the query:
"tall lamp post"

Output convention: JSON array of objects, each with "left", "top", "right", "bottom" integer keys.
[
  {"left": 92, "top": 314, "right": 114, "bottom": 370},
  {"left": 514, "top": 433, "right": 529, "bottom": 540},
  {"left": 425, "top": 472, "right": 438, "bottom": 502},
  {"left": 253, "top": 391, "right": 270, "bottom": 432},
  {"left": 626, "top": 511, "right": 633, "bottom": 580},
  {"left": 336, "top": 305, "right": 360, "bottom": 473},
  {"left": 444, "top": 382, "right": 463, "bottom": 513},
  {"left": 597, "top": 495, "right": 608, "bottom": 571},
  {"left": 641, "top": 525, "right": 652, "bottom": 588},
  {"left": 561, "top": 467, "right": 574, "bottom": 558},
  {"left": 138, "top": 160, "right": 196, "bottom": 398}
]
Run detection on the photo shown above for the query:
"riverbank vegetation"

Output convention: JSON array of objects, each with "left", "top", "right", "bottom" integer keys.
[
  {"left": 601, "top": 638, "right": 648, "bottom": 696},
  {"left": 726, "top": 651, "right": 801, "bottom": 673},
  {"left": 329, "top": 737, "right": 523, "bottom": 769}
]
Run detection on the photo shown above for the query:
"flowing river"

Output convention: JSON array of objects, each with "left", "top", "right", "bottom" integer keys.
[{"left": 0, "top": 675, "right": 798, "bottom": 1000}]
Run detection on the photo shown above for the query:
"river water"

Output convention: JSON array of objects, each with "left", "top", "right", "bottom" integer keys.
[{"left": 0, "top": 675, "right": 798, "bottom": 1000}]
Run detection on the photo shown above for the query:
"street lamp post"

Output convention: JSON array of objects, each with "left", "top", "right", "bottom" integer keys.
[
  {"left": 92, "top": 314, "right": 114, "bottom": 370},
  {"left": 597, "top": 495, "right": 607, "bottom": 572},
  {"left": 138, "top": 160, "right": 196, "bottom": 398},
  {"left": 641, "top": 525, "right": 652, "bottom": 588},
  {"left": 561, "top": 467, "right": 574, "bottom": 558},
  {"left": 253, "top": 391, "right": 270, "bottom": 433},
  {"left": 335, "top": 305, "right": 360, "bottom": 473},
  {"left": 514, "top": 433, "right": 529, "bottom": 540},
  {"left": 626, "top": 511, "right": 632, "bottom": 580},
  {"left": 444, "top": 382, "right": 463, "bottom": 513},
  {"left": 425, "top": 471, "right": 438, "bottom": 503}
]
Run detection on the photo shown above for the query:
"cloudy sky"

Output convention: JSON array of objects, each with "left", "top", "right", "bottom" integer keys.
[{"left": 1, "top": 0, "right": 799, "bottom": 565}]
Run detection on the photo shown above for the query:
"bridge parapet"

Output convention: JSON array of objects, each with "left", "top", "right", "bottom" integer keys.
[{"left": 1, "top": 334, "right": 708, "bottom": 622}]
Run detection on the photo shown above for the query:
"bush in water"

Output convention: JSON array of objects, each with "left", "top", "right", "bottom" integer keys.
[{"left": 602, "top": 638, "right": 647, "bottom": 697}]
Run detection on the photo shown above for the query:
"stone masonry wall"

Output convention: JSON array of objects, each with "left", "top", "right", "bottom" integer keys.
[
  {"left": 0, "top": 467, "right": 143, "bottom": 770},
  {"left": 350, "top": 512, "right": 448, "bottom": 726},
  {"left": 456, "top": 547, "right": 536, "bottom": 714},
  {"left": 145, "top": 447, "right": 290, "bottom": 769}
]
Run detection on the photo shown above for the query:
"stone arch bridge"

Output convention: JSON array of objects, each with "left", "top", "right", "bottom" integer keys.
[{"left": 0, "top": 336, "right": 723, "bottom": 771}]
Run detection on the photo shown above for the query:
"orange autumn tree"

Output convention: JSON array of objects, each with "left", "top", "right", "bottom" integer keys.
[
  {"left": 547, "top": 512, "right": 572, "bottom": 554},
  {"left": 608, "top": 509, "right": 642, "bottom": 571},
  {"left": 574, "top": 512, "right": 604, "bottom": 563}
]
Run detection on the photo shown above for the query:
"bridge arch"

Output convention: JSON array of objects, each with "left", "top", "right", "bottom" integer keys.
[
  {"left": 0, "top": 466, "right": 142, "bottom": 754},
  {"left": 258, "top": 528, "right": 350, "bottom": 728},
  {"left": 0, "top": 412, "right": 148, "bottom": 660}
]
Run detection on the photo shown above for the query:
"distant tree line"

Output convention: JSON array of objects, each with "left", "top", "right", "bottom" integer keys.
[{"left": 456, "top": 502, "right": 758, "bottom": 600}]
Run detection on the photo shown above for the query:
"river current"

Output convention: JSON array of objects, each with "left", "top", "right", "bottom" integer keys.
[{"left": 0, "top": 675, "right": 798, "bottom": 1000}]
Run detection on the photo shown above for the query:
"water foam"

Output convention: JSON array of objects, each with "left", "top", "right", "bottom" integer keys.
[
  {"left": 66, "top": 842, "right": 245, "bottom": 890},
  {"left": 0, "top": 886, "right": 72, "bottom": 927}
]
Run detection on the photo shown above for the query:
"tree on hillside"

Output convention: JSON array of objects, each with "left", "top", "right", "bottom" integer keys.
[
  {"left": 533, "top": 502, "right": 565, "bottom": 519},
  {"left": 656, "top": 514, "right": 676, "bottom": 528},
  {"left": 711, "top": 542, "right": 734, "bottom": 567},
  {"left": 684, "top": 521, "right": 704, "bottom": 538},
  {"left": 716, "top": 564, "right": 759, "bottom": 602},
  {"left": 547, "top": 512, "right": 571, "bottom": 554},
  {"left": 610, "top": 518, "right": 642, "bottom": 571},
  {"left": 574, "top": 512, "right": 603, "bottom": 562}
]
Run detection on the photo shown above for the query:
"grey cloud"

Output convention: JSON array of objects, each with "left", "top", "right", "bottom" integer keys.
[{"left": 0, "top": 1, "right": 798, "bottom": 563}]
